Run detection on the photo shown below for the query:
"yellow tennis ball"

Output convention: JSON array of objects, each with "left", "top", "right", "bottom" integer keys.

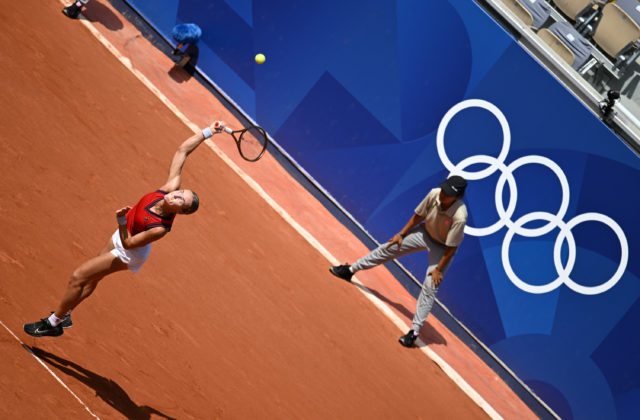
[{"left": 255, "top": 53, "right": 266, "bottom": 64}]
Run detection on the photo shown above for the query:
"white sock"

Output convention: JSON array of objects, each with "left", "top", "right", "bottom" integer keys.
[
  {"left": 65, "top": 310, "right": 72, "bottom": 316},
  {"left": 48, "top": 313, "right": 63, "bottom": 327},
  {"left": 349, "top": 266, "right": 354, "bottom": 273}
]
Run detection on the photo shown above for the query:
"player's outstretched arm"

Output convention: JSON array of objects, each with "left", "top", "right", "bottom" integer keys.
[{"left": 159, "top": 122, "right": 224, "bottom": 192}]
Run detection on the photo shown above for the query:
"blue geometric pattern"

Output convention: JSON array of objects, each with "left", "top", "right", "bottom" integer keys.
[{"left": 127, "top": 0, "right": 640, "bottom": 418}]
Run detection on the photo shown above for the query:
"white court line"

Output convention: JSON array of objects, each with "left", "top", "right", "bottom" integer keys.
[
  {"left": 50, "top": 4, "right": 503, "bottom": 419},
  {"left": 351, "top": 283, "right": 503, "bottom": 419},
  {"left": 0, "top": 321, "right": 100, "bottom": 419}
]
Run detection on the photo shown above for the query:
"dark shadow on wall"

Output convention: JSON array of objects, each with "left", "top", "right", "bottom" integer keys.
[
  {"left": 29, "top": 346, "right": 176, "bottom": 420},
  {"left": 169, "top": 44, "right": 200, "bottom": 83}
]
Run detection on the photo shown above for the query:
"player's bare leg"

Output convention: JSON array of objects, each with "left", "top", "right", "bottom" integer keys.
[
  {"left": 53, "top": 237, "right": 117, "bottom": 329},
  {"left": 53, "top": 252, "right": 128, "bottom": 318},
  {"left": 24, "top": 252, "right": 127, "bottom": 337}
]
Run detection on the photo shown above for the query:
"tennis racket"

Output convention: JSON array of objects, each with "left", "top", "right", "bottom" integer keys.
[{"left": 213, "top": 122, "right": 268, "bottom": 162}]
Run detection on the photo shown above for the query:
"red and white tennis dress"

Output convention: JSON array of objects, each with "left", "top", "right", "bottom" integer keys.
[{"left": 110, "top": 190, "right": 175, "bottom": 273}]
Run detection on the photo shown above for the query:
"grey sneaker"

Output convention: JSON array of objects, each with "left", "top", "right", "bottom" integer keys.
[{"left": 329, "top": 264, "right": 353, "bottom": 282}]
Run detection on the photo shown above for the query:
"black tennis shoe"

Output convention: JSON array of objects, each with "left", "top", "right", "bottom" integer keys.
[
  {"left": 50, "top": 312, "right": 73, "bottom": 329},
  {"left": 62, "top": 3, "right": 81, "bottom": 19},
  {"left": 329, "top": 264, "right": 353, "bottom": 282},
  {"left": 399, "top": 330, "right": 418, "bottom": 348},
  {"left": 24, "top": 318, "right": 64, "bottom": 338}
]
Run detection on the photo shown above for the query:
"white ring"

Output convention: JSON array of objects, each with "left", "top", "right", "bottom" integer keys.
[
  {"left": 554, "top": 213, "right": 628, "bottom": 295},
  {"left": 437, "top": 99, "right": 511, "bottom": 180},
  {"left": 495, "top": 155, "right": 570, "bottom": 237},
  {"left": 502, "top": 212, "right": 567, "bottom": 294}
]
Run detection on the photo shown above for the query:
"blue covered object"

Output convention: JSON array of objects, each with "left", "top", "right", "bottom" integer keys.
[{"left": 171, "top": 23, "right": 202, "bottom": 44}]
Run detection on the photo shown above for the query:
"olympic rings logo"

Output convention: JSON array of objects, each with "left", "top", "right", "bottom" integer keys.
[{"left": 436, "top": 99, "right": 629, "bottom": 295}]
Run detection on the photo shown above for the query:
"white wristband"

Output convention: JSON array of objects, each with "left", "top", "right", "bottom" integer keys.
[
  {"left": 202, "top": 127, "right": 213, "bottom": 139},
  {"left": 117, "top": 215, "right": 127, "bottom": 225}
]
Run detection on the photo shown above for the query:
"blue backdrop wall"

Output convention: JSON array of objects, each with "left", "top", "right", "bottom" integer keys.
[{"left": 127, "top": 1, "right": 640, "bottom": 418}]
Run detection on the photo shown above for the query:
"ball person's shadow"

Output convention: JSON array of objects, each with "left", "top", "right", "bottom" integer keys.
[
  {"left": 29, "top": 346, "right": 176, "bottom": 420},
  {"left": 169, "top": 44, "right": 200, "bottom": 83},
  {"left": 353, "top": 284, "right": 447, "bottom": 347}
]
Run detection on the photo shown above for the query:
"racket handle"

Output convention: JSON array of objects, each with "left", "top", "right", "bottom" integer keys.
[{"left": 212, "top": 121, "right": 234, "bottom": 134}]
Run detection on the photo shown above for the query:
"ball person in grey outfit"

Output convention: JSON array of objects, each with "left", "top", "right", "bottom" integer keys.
[{"left": 329, "top": 176, "right": 468, "bottom": 347}]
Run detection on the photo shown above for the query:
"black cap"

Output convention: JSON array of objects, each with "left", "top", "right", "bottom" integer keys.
[{"left": 440, "top": 175, "right": 467, "bottom": 197}]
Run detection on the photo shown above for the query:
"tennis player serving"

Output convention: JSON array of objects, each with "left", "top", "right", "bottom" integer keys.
[{"left": 24, "top": 121, "right": 227, "bottom": 337}]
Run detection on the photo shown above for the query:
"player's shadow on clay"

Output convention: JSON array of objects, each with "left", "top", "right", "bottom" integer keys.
[
  {"left": 82, "top": 1, "right": 124, "bottom": 31},
  {"left": 29, "top": 346, "right": 176, "bottom": 420},
  {"left": 354, "top": 284, "right": 447, "bottom": 347}
]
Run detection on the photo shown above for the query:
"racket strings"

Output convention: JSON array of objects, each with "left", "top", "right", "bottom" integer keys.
[{"left": 239, "top": 127, "right": 268, "bottom": 161}]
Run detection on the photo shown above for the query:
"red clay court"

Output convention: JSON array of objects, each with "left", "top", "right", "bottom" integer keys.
[{"left": 0, "top": 1, "right": 539, "bottom": 419}]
